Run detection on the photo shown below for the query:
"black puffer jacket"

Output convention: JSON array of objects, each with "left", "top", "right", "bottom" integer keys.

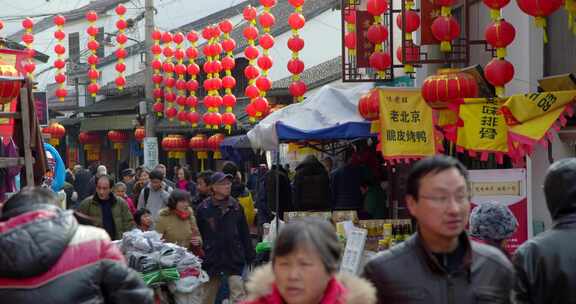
[
  {"left": 292, "top": 155, "right": 331, "bottom": 211},
  {"left": 513, "top": 159, "right": 576, "bottom": 304},
  {"left": 0, "top": 204, "right": 153, "bottom": 303}
]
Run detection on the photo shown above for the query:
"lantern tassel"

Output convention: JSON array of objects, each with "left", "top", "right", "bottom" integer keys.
[
  {"left": 495, "top": 86, "right": 505, "bottom": 98},
  {"left": 441, "top": 6, "right": 451, "bottom": 17},
  {"left": 496, "top": 48, "right": 507, "bottom": 59},
  {"left": 490, "top": 9, "right": 501, "bottom": 22},
  {"left": 404, "top": 64, "right": 414, "bottom": 74},
  {"left": 370, "top": 121, "right": 380, "bottom": 134},
  {"left": 440, "top": 41, "right": 452, "bottom": 52},
  {"left": 405, "top": 33, "right": 413, "bottom": 41},
  {"left": 534, "top": 17, "right": 548, "bottom": 43}
]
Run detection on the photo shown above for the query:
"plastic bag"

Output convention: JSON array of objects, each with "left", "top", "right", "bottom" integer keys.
[
  {"left": 172, "top": 270, "right": 209, "bottom": 293},
  {"left": 263, "top": 217, "right": 284, "bottom": 243}
]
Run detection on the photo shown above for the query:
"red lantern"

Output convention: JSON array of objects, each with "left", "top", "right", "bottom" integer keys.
[
  {"left": 259, "top": 34, "right": 275, "bottom": 49},
  {"left": 358, "top": 89, "right": 381, "bottom": 121},
  {"left": 87, "top": 83, "right": 99, "bottom": 96},
  {"left": 516, "top": 0, "right": 562, "bottom": 43},
  {"left": 431, "top": 16, "right": 460, "bottom": 52},
  {"left": 396, "top": 45, "right": 420, "bottom": 73},
  {"left": 219, "top": 19, "right": 233, "bottom": 33},
  {"left": 288, "top": 13, "right": 305, "bottom": 30},
  {"left": 344, "top": 33, "right": 356, "bottom": 51},
  {"left": 153, "top": 102, "right": 164, "bottom": 113},
  {"left": 43, "top": 123, "right": 66, "bottom": 146},
  {"left": 55, "top": 89, "right": 67, "bottom": 99},
  {"left": 287, "top": 37, "right": 305, "bottom": 52},
  {"left": 245, "top": 84, "right": 260, "bottom": 99},
  {"left": 485, "top": 19, "right": 516, "bottom": 58},
  {"left": 245, "top": 45, "right": 260, "bottom": 60},
  {"left": 54, "top": 59, "right": 65, "bottom": 69},
  {"left": 287, "top": 58, "right": 305, "bottom": 75},
  {"left": 222, "top": 112, "right": 237, "bottom": 131},
  {"left": 243, "top": 6, "right": 258, "bottom": 21},
  {"left": 484, "top": 59, "right": 514, "bottom": 97},
  {"left": 107, "top": 130, "right": 129, "bottom": 143},
  {"left": 207, "top": 134, "right": 225, "bottom": 159},
  {"left": 78, "top": 132, "right": 100, "bottom": 145},
  {"left": 243, "top": 25, "right": 259, "bottom": 41},
  {"left": 222, "top": 76, "right": 237, "bottom": 89},
  {"left": 369, "top": 51, "right": 392, "bottom": 72},
  {"left": 222, "top": 39, "right": 236, "bottom": 53},
  {"left": 259, "top": 12, "right": 276, "bottom": 29},
  {"left": 396, "top": 11, "right": 420, "bottom": 33},
  {"left": 367, "top": 24, "right": 388, "bottom": 44},
  {"left": 260, "top": 0, "right": 277, "bottom": 7},
  {"left": 223, "top": 94, "right": 237, "bottom": 109},
  {"left": 256, "top": 77, "right": 272, "bottom": 92},
  {"left": 367, "top": 0, "right": 389, "bottom": 16},
  {"left": 244, "top": 65, "right": 260, "bottom": 80},
  {"left": 422, "top": 69, "right": 479, "bottom": 109},
  {"left": 86, "top": 11, "right": 98, "bottom": 22},
  {"left": 166, "top": 107, "right": 178, "bottom": 119},
  {"left": 289, "top": 80, "right": 307, "bottom": 98},
  {"left": 22, "top": 18, "right": 34, "bottom": 30},
  {"left": 54, "top": 15, "right": 66, "bottom": 26},
  {"left": 188, "top": 112, "right": 201, "bottom": 126},
  {"left": 134, "top": 127, "right": 146, "bottom": 142}
]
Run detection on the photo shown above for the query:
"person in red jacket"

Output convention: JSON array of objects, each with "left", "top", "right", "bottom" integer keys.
[
  {"left": 242, "top": 218, "right": 376, "bottom": 304},
  {"left": 0, "top": 187, "right": 153, "bottom": 303}
]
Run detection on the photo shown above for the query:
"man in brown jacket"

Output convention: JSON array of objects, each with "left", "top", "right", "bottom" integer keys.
[{"left": 363, "top": 156, "right": 514, "bottom": 303}]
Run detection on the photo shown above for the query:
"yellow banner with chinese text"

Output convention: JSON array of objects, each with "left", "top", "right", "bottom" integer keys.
[
  {"left": 501, "top": 91, "right": 576, "bottom": 125},
  {"left": 379, "top": 89, "right": 436, "bottom": 160},
  {"left": 456, "top": 98, "right": 508, "bottom": 153}
]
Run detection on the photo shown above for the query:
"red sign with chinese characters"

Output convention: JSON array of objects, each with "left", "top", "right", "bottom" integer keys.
[{"left": 356, "top": 11, "right": 375, "bottom": 68}]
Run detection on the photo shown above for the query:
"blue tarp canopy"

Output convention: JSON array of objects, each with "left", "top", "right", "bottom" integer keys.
[{"left": 275, "top": 121, "right": 371, "bottom": 141}]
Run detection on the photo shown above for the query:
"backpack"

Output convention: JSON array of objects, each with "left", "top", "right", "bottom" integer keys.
[{"left": 143, "top": 187, "right": 151, "bottom": 208}]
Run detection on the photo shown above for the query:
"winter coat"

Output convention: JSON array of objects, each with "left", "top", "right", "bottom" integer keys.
[
  {"left": 177, "top": 180, "right": 197, "bottom": 198},
  {"left": 293, "top": 156, "right": 331, "bottom": 211},
  {"left": 242, "top": 264, "right": 377, "bottom": 304},
  {"left": 155, "top": 207, "right": 202, "bottom": 250},
  {"left": 137, "top": 183, "right": 171, "bottom": 220},
  {"left": 256, "top": 167, "right": 293, "bottom": 223},
  {"left": 363, "top": 232, "right": 514, "bottom": 304},
  {"left": 330, "top": 164, "right": 369, "bottom": 210},
  {"left": 0, "top": 204, "right": 153, "bottom": 303},
  {"left": 196, "top": 196, "right": 255, "bottom": 276},
  {"left": 74, "top": 169, "right": 93, "bottom": 201},
  {"left": 77, "top": 194, "right": 136, "bottom": 240}
]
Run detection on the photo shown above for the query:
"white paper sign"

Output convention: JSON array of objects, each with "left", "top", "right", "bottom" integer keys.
[{"left": 143, "top": 137, "right": 159, "bottom": 170}]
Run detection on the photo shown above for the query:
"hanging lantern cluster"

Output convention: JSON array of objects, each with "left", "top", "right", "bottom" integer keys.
[
  {"left": 162, "top": 134, "right": 188, "bottom": 160},
  {"left": 287, "top": 0, "right": 307, "bottom": 102},
  {"left": 344, "top": 10, "right": 356, "bottom": 58},
  {"left": 186, "top": 31, "right": 201, "bottom": 127},
  {"left": 173, "top": 32, "right": 188, "bottom": 124},
  {"left": 78, "top": 131, "right": 101, "bottom": 161},
  {"left": 358, "top": 88, "right": 381, "bottom": 122},
  {"left": 516, "top": 0, "right": 563, "bottom": 43},
  {"left": 202, "top": 25, "right": 223, "bottom": 129},
  {"left": 21, "top": 17, "right": 35, "bottom": 79},
  {"left": 367, "top": 0, "right": 391, "bottom": 78},
  {"left": 189, "top": 134, "right": 208, "bottom": 170},
  {"left": 134, "top": 126, "right": 145, "bottom": 143},
  {"left": 254, "top": 0, "right": 276, "bottom": 121},
  {"left": 53, "top": 15, "right": 67, "bottom": 101},
  {"left": 422, "top": 69, "right": 479, "bottom": 109},
  {"left": 396, "top": 1, "right": 420, "bottom": 74},
  {"left": 207, "top": 133, "right": 225, "bottom": 159},
  {"left": 430, "top": 0, "right": 460, "bottom": 53},
  {"left": 86, "top": 11, "right": 100, "bottom": 97},
  {"left": 243, "top": 5, "right": 261, "bottom": 123},
  {"left": 115, "top": 4, "right": 128, "bottom": 91},
  {"left": 568, "top": 0, "right": 576, "bottom": 34},
  {"left": 162, "top": 32, "right": 177, "bottom": 120},
  {"left": 108, "top": 130, "right": 129, "bottom": 158},
  {"left": 42, "top": 122, "right": 66, "bottom": 146},
  {"left": 219, "top": 19, "right": 237, "bottom": 133},
  {"left": 0, "top": 64, "right": 22, "bottom": 104},
  {"left": 151, "top": 30, "right": 164, "bottom": 116},
  {"left": 483, "top": 0, "right": 516, "bottom": 97}
]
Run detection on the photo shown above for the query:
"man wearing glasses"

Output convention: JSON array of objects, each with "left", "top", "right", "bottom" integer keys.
[
  {"left": 364, "top": 156, "right": 514, "bottom": 303},
  {"left": 196, "top": 172, "right": 255, "bottom": 304}
]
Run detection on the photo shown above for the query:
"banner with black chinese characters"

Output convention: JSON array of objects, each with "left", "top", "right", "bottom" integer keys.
[
  {"left": 501, "top": 91, "right": 576, "bottom": 150},
  {"left": 454, "top": 98, "right": 509, "bottom": 163},
  {"left": 378, "top": 88, "right": 437, "bottom": 163}
]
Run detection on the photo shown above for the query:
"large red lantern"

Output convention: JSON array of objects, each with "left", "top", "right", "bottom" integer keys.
[
  {"left": 0, "top": 64, "right": 22, "bottom": 104},
  {"left": 396, "top": 45, "right": 420, "bottom": 73},
  {"left": 484, "top": 59, "right": 514, "bottom": 97},
  {"left": 431, "top": 16, "right": 460, "bottom": 52},
  {"left": 189, "top": 134, "right": 209, "bottom": 170},
  {"left": 396, "top": 10, "right": 420, "bottom": 39},
  {"left": 516, "top": 0, "right": 563, "bottom": 43},
  {"left": 485, "top": 19, "right": 516, "bottom": 58},
  {"left": 367, "top": 0, "right": 389, "bottom": 16},
  {"left": 162, "top": 134, "right": 188, "bottom": 160},
  {"left": 483, "top": 0, "right": 511, "bottom": 20},
  {"left": 78, "top": 131, "right": 100, "bottom": 161},
  {"left": 108, "top": 130, "right": 129, "bottom": 158},
  {"left": 422, "top": 69, "right": 479, "bottom": 109},
  {"left": 207, "top": 134, "right": 225, "bottom": 159},
  {"left": 358, "top": 89, "right": 381, "bottom": 121},
  {"left": 42, "top": 122, "right": 66, "bottom": 146}
]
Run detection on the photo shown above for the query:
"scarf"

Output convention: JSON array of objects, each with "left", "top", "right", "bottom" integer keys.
[
  {"left": 261, "top": 277, "right": 347, "bottom": 304},
  {"left": 177, "top": 180, "right": 188, "bottom": 191},
  {"left": 174, "top": 208, "right": 191, "bottom": 220}
]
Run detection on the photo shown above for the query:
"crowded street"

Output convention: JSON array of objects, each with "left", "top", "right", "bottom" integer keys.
[{"left": 0, "top": 0, "right": 575, "bottom": 303}]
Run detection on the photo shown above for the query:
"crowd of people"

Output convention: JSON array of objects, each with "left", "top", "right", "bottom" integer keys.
[{"left": 0, "top": 155, "right": 575, "bottom": 304}]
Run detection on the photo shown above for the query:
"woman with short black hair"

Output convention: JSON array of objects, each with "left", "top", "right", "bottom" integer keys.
[
  {"left": 242, "top": 218, "right": 377, "bottom": 304},
  {"left": 155, "top": 189, "right": 202, "bottom": 252}
]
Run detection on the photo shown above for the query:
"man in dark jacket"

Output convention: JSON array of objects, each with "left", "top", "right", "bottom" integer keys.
[
  {"left": 363, "top": 156, "right": 514, "bottom": 303},
  {"left": 292, "top": 155, "right": 331, "bottom": 211},
  {"left": 0, "top": 187, "right": 153, "bottom": 303},
  {"left": 74, "top": 165, "right": 93, "bottom": 201},
  {"left": 256, "top": 165, "right": 292, "bottom": 223},
  {"left": 196, "top": 172, "right": 255, "bottom": 304},
  {"left": 513, "top": 158, "right": 576, "bottom": 304}
]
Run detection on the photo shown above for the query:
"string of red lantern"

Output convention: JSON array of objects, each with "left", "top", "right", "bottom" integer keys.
[
  {"left": 243, "top": 5, "right": 261, "bottom": 123},
  {"left": 21, "top": 18, "right": 35, "bottom": 79},
  {"left": 255, "top": 0, "right": 275, "bottom": 120},
  {"left": 516, "top": 0, "right": 563, "bottom": 43},
  {"left": 86, "top": 11, "right": 100, "bottom": 97},
  {"left": 287, "top": 0, "right": 307, "bottom": 102},
  {"left": 430, "top": 0, "right": 459, "bottom": 53},
  {"left": 483, "top": 0, "right": 515, "bottom": 97},
  {"left": 151, "top": 29, "right": 164, "bottom": 117},
  {"left": 366, "top": 0, "right": 391, "bottom": 79},
  {"left": 162, "top": 31, "right": 177, "bottom": 120},
  {"left": 173, "top": 32, "right": 188, "bottom": 124},
  {"left": 202, "top": 25, "right": 223, "bottom": 130},
  {"left": 53, "top": 15, "right": 67, "bottom": 101},
  {"left": 219, "top": 19, "right": 237, "bottom": 133},
  {"left": 396, "top": 1, "right": 420, "bottom": 74},
  {"left": 344, "top": 10, "right": 356, "bottom": 58},
  {"left": 115, "top": 4, "right": 128, "bottom": 91},
  {"left": 186, "top": 30, "right": 201, "bottom": 127}
]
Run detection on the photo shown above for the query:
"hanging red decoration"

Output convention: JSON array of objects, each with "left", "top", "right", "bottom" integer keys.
[
  {"left": 53, "top": 15, "right": 67, "bottom": 101},
  {"left": 152, "top": 29, "right": 164, "bottom": 117},
  {"left": 344, "top": 10, "right": 356, "bottom": 57},
  {"left": 484, "top": 59, "right": 515, "bottom": 97},
  {"left": 207, "top": 133, "right": 225, "bottom": 159},
  {"left": 431, "top": 16, "right": 460, "bottom": 53},
  {"left": 202, "top": 25, "right": 223, "bottom": 129},
  {"left": 357, "top": 88, "right": 381, "bottom": 121},
  {"left": 396, "top": 45, "right": 420, "bottom": 73},
  {"left": 220, "top": 19, "right": 237, "bottom": 133},
  {"left": 422, "top": 69, "right": 479, "bottom": 109},
  {"left": 367, "top": 0, "right": 391, "bottom": 78},
  {"left": 251, "top": 0, "right": 276, "bottom": 120},
  {"left": 172, "top": 32, "right": 188, "bottom": 124},
  {"left": 162, "top": 32, "right": 177, "bottom": 120},
  {"left": 42, "top": 122, "right": 66, "bottom": 146},
  {"left": 162, "top": 134, "right": 188, "bottom": 160},
  {"left": 396, "top": 2, "right": 420, "bottom": 72},
  {"left": 85, "top": 11, "right": 99, "bottom": 97},
  {"left": 287, "top": 0, "right": 307, "bottom": 102},
  {"left": 189, "top": 134, "right": 208, "bottom": 170},
  {"left": 516, "top": 0, "right": 563, "bottom": 43},
  {"left": 186, "top": 30, "right": 200, "bottom": 128},
  {"left": 243, "top": 6, "right": 261, "bottom": 123},
  {"left": 21, "top": 17, "right": 35, "bottom": 79},
  {"left": 367, "top": 0, "right": 389, "bottom": 16},
  {"left": 115, "top": 5, "right": 127, "bottom": 91},
  {"left": 483, "top": 0, "right": 511, "bottom": 20},
  {"left": 134, "top": 127, "right": 146, "bottom": 143}
]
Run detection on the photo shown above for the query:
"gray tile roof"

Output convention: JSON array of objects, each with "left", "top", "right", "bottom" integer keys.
[{"left": 269, "top": 56, "right": 342, "bottom": 95}]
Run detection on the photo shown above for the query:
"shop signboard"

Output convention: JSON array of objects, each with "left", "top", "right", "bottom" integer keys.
[
  {"left": 143, "top": 137, "right": 159, "bottom": 170},
  {"left": 469, "top": 169, "right": 529, "bottom": 254}
]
